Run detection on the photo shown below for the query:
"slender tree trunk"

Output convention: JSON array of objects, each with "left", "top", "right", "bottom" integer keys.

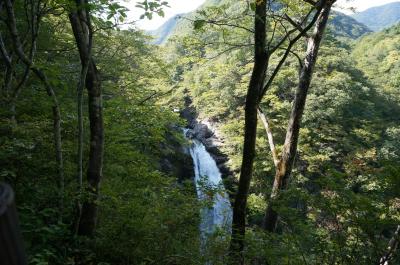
[
  {"left": 78, "top": 60, "right": 103, "bottom": 236},
  {"left": 77, "top": 82, "right": 84, "bottom": 191},
  {"left": 10, "top": 0, "right": 37, "bottom": 125},
  {"left": 74, "top": 65, "right": 85, "bottom": 233},
  {"left": 0, "top": 31, "right": 16, "bottom": 124},
  {"left": 70, "top": 12, "right": 91, "bottom": 234},
  {"left": 379, "top": 225, "right": 400, "bottom": 265},
  {"left": 257, "top": 108, "right": 279, "bottom": 168},
  {"left": 4, "top": 0, "right": 64, "bottom": 214},
  {"left": 69, "top": 0, "right": 104, "bottom": 237},
  {"left": 229, "top": 0, "right": 268, "bottom": 262},
  {"left": 52, "top": 106, "right": 64, "bottom": 213},
  {"left": 263, "top": 2, "right": 333, "bottom": 232},
  {"left": 5, "top": 64, "right": 15, "bottom": 123},
  {"left": 9, "top": 42, "right": 35, "bottom": 126},
  {"left": 3, "top": 62, "right": 13, "bottom": 96}
]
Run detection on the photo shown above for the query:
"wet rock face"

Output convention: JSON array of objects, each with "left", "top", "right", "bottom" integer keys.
[
  {"left": 192, "top": 124, "right": 214, "bottom": 139},
  {"left": 160, "top": 152, "right": 194, "bottom": 182},
  {"left": 192, "top": 124, "right": 231, "bottom": 180},
  {"left": 180, "top": 96, "right": 197, "bottom": 128},
  {"left": 181, "top": 104, "right": 232, "bottom": 180},
  {"left": 159, "top": 128, "right": 194, "bottom": 182}
]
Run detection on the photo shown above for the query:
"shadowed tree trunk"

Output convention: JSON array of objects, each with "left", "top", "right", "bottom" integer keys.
[
  {"left": 0, "top": 0, "right": 38, "bottom": 125},
  {"left": 68, "top": 0, "right": 91, "bottom": 234},
  {"left": 69, "top": 0, "right": 104, "bottom": 237},
  {"left": 4, "top": 0, "right": 64, "bottom": 214},
  {"left": 228, "top": 1, "right": 327, "bottom": 262},
  {"left": 0, "top": 183, "right": 28, "bottom": 265},
  {"left": 380, "top": 225, "right": 400, "bottom": 265},
  {"left": 9, "top": 0, "right": 38, "bottom": 125},
  {"left": 78, "top": 60, "right": 103, "bottom": 236},
  {"left": 263, "top": 1, "right": 334, "bottom": 232},
  {"left": 229, "top": 0, "right": 268, "bottom": 262}
]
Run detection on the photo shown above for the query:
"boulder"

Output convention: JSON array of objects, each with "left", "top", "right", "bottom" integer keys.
[{"left": 193, "top": 123, "right": 214, "bottom": 140}]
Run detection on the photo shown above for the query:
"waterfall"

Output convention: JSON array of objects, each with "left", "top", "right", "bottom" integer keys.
[{"left": 184, "top": 129, "right": 232, "bottom": 243}]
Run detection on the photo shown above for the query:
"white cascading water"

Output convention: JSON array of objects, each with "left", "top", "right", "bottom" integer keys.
[{"left": 184, "top": 129, "right": 232, "bottom": 243}]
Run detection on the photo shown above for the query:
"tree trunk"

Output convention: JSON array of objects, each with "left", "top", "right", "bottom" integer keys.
[
  {"left": 69, "top": 5, "right": 92, "bottom": 234},
  {"left": 4, "top": 0, "right": 64, "bottom": 214},
  {"left": 0, "top": 183, "right": 28, "bottom": 265},
  {"left": 379, "top": 225, "right": 400, "bottom": 265},
  {"left": 263, "top": 2, "right": 333, "bottom": 232},
  {"left": 9, "top": 0, "right": 37, "bottom": 125},
  {"left": 69, "top": 1, "right": 104, "bottom": 237},
  {"left": 257, "top": 108, "right": 279, "bottom": 168},
  {"left": 74, "top": 65, "right": 85, "bottom": 234},
  {"left": 52, "top": 105, "right": 64, "bottom": 212},
  {"left": 229, "top": 0, "right": 268, "bottom": 262},
  {"left": 77, "top": 60, "right": 104, "bottom": 237}
]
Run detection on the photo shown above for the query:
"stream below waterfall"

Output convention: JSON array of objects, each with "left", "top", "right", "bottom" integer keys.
[{"left": 184, "top": 129, "right": 232, "bottom": 244}]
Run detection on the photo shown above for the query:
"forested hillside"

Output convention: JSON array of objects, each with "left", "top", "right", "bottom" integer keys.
[
  {"left": 353, "top": 24, "right": 400, "bottom": 104},
  {"left": 0, "top": 0, "right": 399, "bottom": 265},
  {"left": 150, "top": 3, "right": 371, "bottom": 45}
]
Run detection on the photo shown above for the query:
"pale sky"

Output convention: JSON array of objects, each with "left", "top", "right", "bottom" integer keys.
[{"left": 123, "top": 0, "right": 400, "bottom": 30}]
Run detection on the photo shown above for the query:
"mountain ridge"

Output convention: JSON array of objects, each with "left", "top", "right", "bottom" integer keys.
[
  {"left": 148, "top": 14, "right": 184, "bottom": 45},
  {"left": 147, "top": 0, "right": 224, "bottom": 44},
  {"left": 351, "top": 2, "right": 400, "bottom": 31},
  {"left": 148, "top": 9, "right": 371, "bottom": 45}
]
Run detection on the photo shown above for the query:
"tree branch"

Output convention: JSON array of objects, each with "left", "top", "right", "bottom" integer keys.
[
  {"left": 258, "top": 107, "right": 280, "bottom": 168},
  {"left": 138, "top": 85, "right": 177, "bottom": 105},
  {"left": 181, "top": 16, "right": 254, "bottom": 34},
  {"left": 284, "top": 14, "right": 310, "bottom": 38},
  {"left": 0, "top": 32, "right": 12, "bottom": 68},
  {"left": 259, "top": 3, "right": 325, "bottom": 101},
  {"left": 4, "top": 0, "right": 64, "bottom": 214}
]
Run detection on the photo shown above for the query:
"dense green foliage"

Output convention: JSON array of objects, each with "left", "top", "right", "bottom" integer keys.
[
  {"left": 327, "top": 11, "right": 371, "bottom": 39},
  {"left": 0, "top": 2, "right": 200, "bottom": 264},
  {"left": 162, "top": 1, "right": 400, "bottom": 263},
  {"left": 1, "top": 0, "right": 400, "bottom": 264},
  {"left": 353, "top": 23, "right": 400, "bottom": 105}
]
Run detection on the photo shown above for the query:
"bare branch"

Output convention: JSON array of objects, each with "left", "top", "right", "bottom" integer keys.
[
  {"left": 182, "top": 17, "right": 254, "bottom": 33},
  {"left": 277, "top": 47, "right": 304, "bottom": 70},
  {"left": 284, "top": 14, "right": 310, "bottom": 38},
  {"left": 205, "top": 20, "right": 254, "bottom": 33},
  {"left": 138, "top": 85, "right": 177, "bottom": 105},
  {"left": 258, "top": 107, "right": 280, "bottom": 168},
  {"left": 205, "top": 45, "right": 243, "bottom": 60},
  {"left": 267, "top": 20, "right": 278, "bottom": 51},
  {"left": 259, "top": 3, "right": 325, "bottom": 101},
  {"left": 4, "top": 0, "right": 64, "bottom": 210},
  {"left": 0, "top": 32, "right": 12, "bottom": 67}
]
